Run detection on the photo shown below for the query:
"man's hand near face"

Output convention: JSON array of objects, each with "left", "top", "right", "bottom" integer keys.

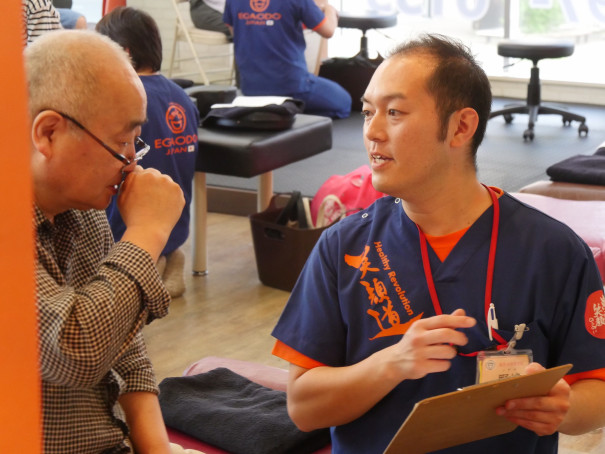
[{"left": 118, "top": 166, "right": 185, "bottom": 261}]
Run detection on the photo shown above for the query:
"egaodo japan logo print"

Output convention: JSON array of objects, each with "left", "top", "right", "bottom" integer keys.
[
  {"left": 165, "top": 103, "right": 187, "bottom": 134},
  {"left": 250, "top": 0, "right": 270, "bottom": 13}
]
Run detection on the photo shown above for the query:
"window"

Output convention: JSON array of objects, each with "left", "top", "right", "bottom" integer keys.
[
  {"left": 331, "top": 1, "right": 605, "bottom": 90},
  {"left": 71, "top": 0, "right": 103, "bottom": 24}
]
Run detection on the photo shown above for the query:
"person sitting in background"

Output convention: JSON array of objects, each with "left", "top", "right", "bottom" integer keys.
[
  {"left": 272, "top": 34, "right": 605, "bottom": 453},
  {"left": 224, "top": 0, "right": 352, "bottom": 119},
  {"left": 52, "top": 0, "right": 87, "bottom": 30},
  {"left": 22, "top": 0, "right": 61, "bottom": 45},
  {"left": 26, "top": 29, "right": 185, "bottom": 453},
  {"left": 97, "top": 6, "right": 200, "bottom": 299},
  {"left": 189, "top": 0, "right": 231, "bottom": 37},
  {"left": 57, "top": 8, "right": 86, "bottom": 29}
]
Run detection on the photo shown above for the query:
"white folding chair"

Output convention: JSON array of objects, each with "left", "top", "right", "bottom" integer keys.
[
  {"left": 303, "top": 29, "right": 328, "bottom": 76},
  {"left": 167, "top": 0, "right": 234, "bottom": 85}
]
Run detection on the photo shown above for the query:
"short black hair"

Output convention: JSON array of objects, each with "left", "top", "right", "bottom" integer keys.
[
  {"left": 95, "top": 6, "right": 162, "bottom": 73},
  {"left": 389, "top": 34, "right": 492, "bottom": 159}
]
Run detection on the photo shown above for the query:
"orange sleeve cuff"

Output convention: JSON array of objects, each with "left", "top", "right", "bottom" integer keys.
[
  {"left": 564, "top": 367, "right": 605, "bottom": 386},
  {"left": 272, "top": 340, "right": 326, "bottom": 369},
  {"left": 311, "top": 17, "right": 327, "bottom": 31}
]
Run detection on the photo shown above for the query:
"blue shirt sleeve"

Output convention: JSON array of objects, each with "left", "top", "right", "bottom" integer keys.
[
  {"left": 300, "top": 0, "right": 326, "bottom": 30},
  {"left": 223, "top": 1, "right": 233, "bottom": 26}
]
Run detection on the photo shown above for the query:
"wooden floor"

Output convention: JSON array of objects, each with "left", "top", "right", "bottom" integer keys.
[
  {"left": 143, "top": 212, "right": 290, "bottom": 381},
  {"left": 143, "top": 211, "right": 604, "bottom": 453}
]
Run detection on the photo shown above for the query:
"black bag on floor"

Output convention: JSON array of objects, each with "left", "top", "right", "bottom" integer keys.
[{"left": 318, "top": 55, "right": 382, "bottom": 111}]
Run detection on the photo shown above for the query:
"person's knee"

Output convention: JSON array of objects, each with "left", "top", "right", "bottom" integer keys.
[
  {"left": 338, "top": 91, "right": 353, "bottom": 118},
  {"left": 324, "top": 89, "right": 352, "bottom": 119},
  {"left": 304, "top": 76, "right": 352, "bottom": 118},
  {"left": 74, "top": 15, "right": 87, "bottom": 30},
  {"left": 303, "top": 99, "right": 351, "bottom": 119},
  {"left": 57, "top": 8, "right": 86, "bottom": 30}
]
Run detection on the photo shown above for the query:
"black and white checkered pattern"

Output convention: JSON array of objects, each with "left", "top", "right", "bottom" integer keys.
[{"left": 35, "top": 207, "right": 171, "bottom": 453}]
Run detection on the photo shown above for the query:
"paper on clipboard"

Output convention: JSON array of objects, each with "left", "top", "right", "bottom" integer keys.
[{"left": 383, "top": 364, "right": 572, "bottom": 454}]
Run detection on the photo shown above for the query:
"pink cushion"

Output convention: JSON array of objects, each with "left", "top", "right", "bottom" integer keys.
[
  {"left": 512, "top": 192, "right": 605, "bottom": 281},
  {"left": 167, "top": 427, "right": 227, "bottom": 453},
  {"left": 167, "top": 427, "right": 332, "bottom": 454},
  {"left": 518, "top": 180, "right": 605, "bottom": 201},
  {"left": 183, "top": 356, "right": 288, "bottom": 391},
  {"left": 166, "top": 356, "right": 332, "bottom": 454}
]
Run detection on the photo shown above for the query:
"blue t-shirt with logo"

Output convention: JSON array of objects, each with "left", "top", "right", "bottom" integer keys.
[
  {"left": 273, "top": 194, "right": 605, "bottom": 454},
  {"left": 224, "top": 0, "right": 325, "bottom": 95},
  {"left": 106, "top": 75, "right": 200, "bottom": 255}
]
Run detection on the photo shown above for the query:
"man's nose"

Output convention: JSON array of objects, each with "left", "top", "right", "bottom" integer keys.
[
  {"left": 121, "top": 159, "right": 137, "bottom": 174},
  {"left": 364, "top": 114, "right": 386, "bottom": 142},
  {"left": 126, "top": 144, "right": 138, "bottom": 163}
]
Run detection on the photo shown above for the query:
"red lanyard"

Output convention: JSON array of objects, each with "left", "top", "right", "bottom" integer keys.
[{"left": 417, "top": 185, "right": 508, "bottom": 350}]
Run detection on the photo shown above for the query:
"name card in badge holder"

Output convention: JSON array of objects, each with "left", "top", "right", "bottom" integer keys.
[{"left": 476, "top": 323, "right": 532, "bottom": 384}]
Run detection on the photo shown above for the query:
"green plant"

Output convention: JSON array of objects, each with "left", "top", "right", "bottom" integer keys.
[{"left": 520, "top": 0, "right": 564, "bottom": 34}]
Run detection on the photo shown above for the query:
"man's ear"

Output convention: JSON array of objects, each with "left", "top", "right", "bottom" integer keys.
[
  {"left": 31, "top": 111, "right": 65, "bottom": 159},
  {"left": 448, "top": 107, "right": 479, "bottom": 149}
]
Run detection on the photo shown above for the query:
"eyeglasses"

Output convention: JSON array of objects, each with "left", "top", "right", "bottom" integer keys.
[{"left": 53, "top": 111, "right": 150, "bottom": 165}]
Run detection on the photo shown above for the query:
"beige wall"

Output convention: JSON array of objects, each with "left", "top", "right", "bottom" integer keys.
[
  {"left": 129, "top": 0, "right": 233, "bottom": 84},
  {"left": 129, "top": 0, "right": 176, "bottom": 69}
]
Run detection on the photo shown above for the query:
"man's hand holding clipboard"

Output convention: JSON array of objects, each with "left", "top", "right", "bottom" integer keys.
[{"left": 383, "top": 364, "right": 572, "bottom": 454}]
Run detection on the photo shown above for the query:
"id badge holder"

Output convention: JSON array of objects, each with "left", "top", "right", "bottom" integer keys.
[{"left": 476, "top": 324, "right": 532, "bottom": 384}]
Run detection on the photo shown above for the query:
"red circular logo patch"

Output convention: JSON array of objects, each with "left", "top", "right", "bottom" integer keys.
[
  {"left": 585, "top": 289, "right": 605, "bottom": 339},
  {"left": 250, "top": 0, "right": 269, "bottom": 13},
  {"left": 165, "top": 103, "right": 187, "bottom": 134}
]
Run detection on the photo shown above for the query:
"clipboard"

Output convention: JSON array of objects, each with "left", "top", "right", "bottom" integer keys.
[{"left": 383, "top": 364, "right": 572, "bottom": 454}]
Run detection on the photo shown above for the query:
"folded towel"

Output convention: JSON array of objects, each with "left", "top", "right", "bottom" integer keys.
[
  {"left": 546, "top": 154, "right": 605, "bottom": 186},
  {"left": 201, "top": 99, "right": 304, "bottom": 131},
  {"left": 159, "top": 368, "right": 330, "bottom": 454}
]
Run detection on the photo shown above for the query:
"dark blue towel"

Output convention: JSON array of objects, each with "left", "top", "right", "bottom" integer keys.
[
  {"left": 201, "top": 100, "right": 304, "bottom": 131},
  {"left": 546, "top": 153, "right": 605, "bottom": 185},
  {"left": 158, "top": 367, "right": 330, "bottom": 454}
]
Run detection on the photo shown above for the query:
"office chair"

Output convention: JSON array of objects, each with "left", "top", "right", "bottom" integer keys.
[
  {"left": 337, "top": 10, "right": 398, "bottom": 62},
  {"left": 489, "top": 40, "right": 588, "bottom": 141}
]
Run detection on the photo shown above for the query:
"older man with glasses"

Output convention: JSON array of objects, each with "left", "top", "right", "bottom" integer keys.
[
  {"left": 50, "top": 111, "right": 151, "bottom": 165},
  {"left": 26, "top": 30, "right": 185, "bottom": 453}
]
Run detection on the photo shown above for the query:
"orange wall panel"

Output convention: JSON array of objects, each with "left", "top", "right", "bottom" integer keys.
[
  {"left": 103, "top": 0, "right": 127, "bottom": 15},
  {"left": 0, "top": 2, "right": 41, "bottom": 453}
]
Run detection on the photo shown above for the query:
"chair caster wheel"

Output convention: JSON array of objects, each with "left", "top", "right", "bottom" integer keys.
[
  {"left": 523, "top": 129, "right": 534, "bottom": 141},
  {"left": 503, "top": 113, "right": 514, "bottom": 124},
  {"left": 562, "top": 117, "right": 572, "bottom": 126},
  {"left": 578, "top": 124, "right": 589, "bottom": 137}
]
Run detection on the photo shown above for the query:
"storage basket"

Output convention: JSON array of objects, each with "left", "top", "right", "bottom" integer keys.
[{"left": 249, "top": 196, "right": 331, "bottom": 291}]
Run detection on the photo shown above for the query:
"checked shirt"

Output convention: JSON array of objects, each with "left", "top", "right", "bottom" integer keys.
[{"left": 35, "top": 206, "right": 170, "bottom": 453}]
